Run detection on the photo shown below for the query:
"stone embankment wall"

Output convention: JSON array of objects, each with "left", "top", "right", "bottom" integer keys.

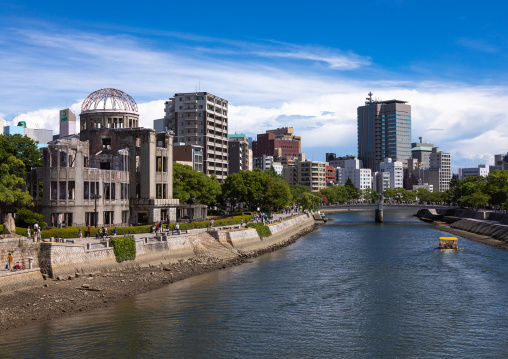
[
  {"left": 0, "top": 238, "right": 40, "bottom": 269},
  {"left": 38, "top": 213, "right": 315, "bottom": 279},
  {"left": 450, "top": 219, "right": 508, "bottom": 242},
  {"left": 0, "top": 269, "right": 44, "bottom": 294}
]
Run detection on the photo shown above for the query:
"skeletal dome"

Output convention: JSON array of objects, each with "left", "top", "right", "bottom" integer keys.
[{"left": 81, "top": 88, "right": 138, "bottom": 114}]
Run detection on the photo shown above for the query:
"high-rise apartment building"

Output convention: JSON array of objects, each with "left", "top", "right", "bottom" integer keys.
[
  {"left": 154, "top": 92, "right": 229, "bottom": 181},
  {"left": 357, "top": 93, "right": 412, "bottom": 171},
  {"left": 428, "top": 147, "right": 452, "bottom": 192}
]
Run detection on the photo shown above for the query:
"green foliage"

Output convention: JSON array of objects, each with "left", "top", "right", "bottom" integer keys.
[
  {"left": 290, "top": 184, "right": 310, "bottom": 204},
  {"left": 448, "top": 170, "right": 508, "bottom": 209},
  {"left": 345, "top": 178, "right": 360, "bottom": 199},
  {"left": 360, "top": 188, "right": 379, "bottom": 202},
  {"left": 319, "top": 185, "right": 350, "bottom": 204},
  {"left": 15, "top": 208, "right": 46, "bottom": 228},
  {"left": 222, "top": 170, "right": 291, "bottom": 211},
  {"left": 0, "top": 156, "right": 32, "bottom": 212},
  {"left": 300, "top": 192, "right": 322, "bottom": 210},
  {"left": 173, "top": 163, "right": 222, "bottom": 206},
  {"left": 110, "top": 237, "right": 136, "bottom": 262},
  {"left": 0, "top": 134, "right": 42, "bottom": 178},
  {"left": 246, "top": 222, "right": 271, "bottom": 239}
]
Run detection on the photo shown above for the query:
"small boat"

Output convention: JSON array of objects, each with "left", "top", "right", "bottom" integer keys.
[{"left": 439, "top": 237, "right": 458, "bottom": 250}]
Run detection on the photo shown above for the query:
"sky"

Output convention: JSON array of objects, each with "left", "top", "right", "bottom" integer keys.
[{"left": 1, "top": 0, "right": 508, "bottom": 171}]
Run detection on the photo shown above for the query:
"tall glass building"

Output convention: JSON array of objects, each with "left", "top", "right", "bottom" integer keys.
[{"left": 357, "top": 94, "right": 412, "bottom": 171}]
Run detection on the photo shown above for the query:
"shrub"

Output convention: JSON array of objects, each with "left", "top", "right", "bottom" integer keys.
[
  {"left": 246, "top": 222, "right": 272, "bottom": 239},
  {"left": 15, "top": 209, "right": 47, "bottom": 228},
  {"left": 110, "top": 237, "right": 136, "bottom": 262}
]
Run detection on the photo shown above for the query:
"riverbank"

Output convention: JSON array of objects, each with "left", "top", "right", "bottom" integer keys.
[
  {"left": 432, "top": 221, "right": 508, "bottom": 251},
  {"left": 0, "top": 216, "right": 316, "bottom": 330}
]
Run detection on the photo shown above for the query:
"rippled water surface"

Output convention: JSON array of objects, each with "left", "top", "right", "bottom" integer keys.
[{"left": 3, "top": 210, "right": 508, "bottom": 358}]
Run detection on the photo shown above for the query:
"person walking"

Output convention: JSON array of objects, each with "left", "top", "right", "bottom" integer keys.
[
  {"left": 176, "top": 223, "right": 180, "bottom": 235},
  {"left": 27, "top": 225, "right": 31, "bottom": 239},
  {"left": 7, "top": 253, "right": 13, "bottom": 271},
  {"left": 79, "top": 228, "right": 83, "bottom": 238}
]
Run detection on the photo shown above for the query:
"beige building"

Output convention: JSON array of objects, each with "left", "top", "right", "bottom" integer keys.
[
  {"left": 155, "top": 92, "right": 229, "bottom": 181},
  {"left": 284, "top": 154, "right": 326, "bottom": 192}
]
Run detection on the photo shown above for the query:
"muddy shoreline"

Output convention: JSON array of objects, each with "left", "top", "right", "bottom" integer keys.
[
  {"left": 431, "top": 221, "right": 508, "bottom": 251},
  {"left": 0, "top": 225, "right": 316, "bottom": 331}
]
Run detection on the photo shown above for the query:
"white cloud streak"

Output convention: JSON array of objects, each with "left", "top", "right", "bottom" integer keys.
[{"left": 2, "top": 26, "right": 507, "bottom": 169}]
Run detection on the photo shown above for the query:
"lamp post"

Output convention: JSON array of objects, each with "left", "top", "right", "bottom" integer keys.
[
  {"left": 185, "top": 198, "right": 195, "bottom": 223},
  {"left": 91, "top": 194, "right": 102, "bottom": 228}
]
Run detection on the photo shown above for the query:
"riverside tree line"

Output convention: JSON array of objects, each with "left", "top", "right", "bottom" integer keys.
[{"left": 1, "top": 133, "right": 508, "bottom": 231}]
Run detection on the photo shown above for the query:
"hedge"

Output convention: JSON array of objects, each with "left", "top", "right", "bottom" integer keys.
[
  {"left": 246, "top": 222, "right": 272, "bottom": 239},
  {"left": 17, "top": 214, "right": 253, "bottom": 239},
  {"left": 110, "top": 237, "right": 136, "bottom": 262}
]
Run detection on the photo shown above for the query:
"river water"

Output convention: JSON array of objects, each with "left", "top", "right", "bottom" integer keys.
[{"left": 3, "top": 210, "right": 508, "bottom": 358}]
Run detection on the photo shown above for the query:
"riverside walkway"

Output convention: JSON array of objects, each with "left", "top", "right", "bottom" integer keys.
[{"left": 319, "top": 203, "right": 456, "bottom": 211}]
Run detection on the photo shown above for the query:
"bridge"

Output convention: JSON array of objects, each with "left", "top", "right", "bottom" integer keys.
[
  {"left": 319, "top": 203, "right": 454, "bottom": 211},
  {"left": 318, "top": 203, "right": 456, "bottom": 223}
]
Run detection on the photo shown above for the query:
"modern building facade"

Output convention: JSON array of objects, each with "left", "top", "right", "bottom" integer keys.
[
  {"left": 357, "top": 93, "right": 412, "bottom": 171},
  {"left": 253, "top": 155, "right": 282, "bottom": 175},
  {"left": 154, "top": 92, "right": 229, "bottom": 181},
  {"left": 173, "top": 143, "right": 203, "bottom": 172}
]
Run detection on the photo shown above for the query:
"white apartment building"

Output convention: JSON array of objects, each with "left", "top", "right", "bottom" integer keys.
[
  {"left": 253, "top": 154, "right": 282, "bottom": 175},
  {"left": 338, "top": 159, "right": 372, "bottom": 190},
  {"left": 379, "top": 157, "right": 403, "bottom": 189},
  {"left": 374, "top": 171, "right": 391, "bottom": 193}
]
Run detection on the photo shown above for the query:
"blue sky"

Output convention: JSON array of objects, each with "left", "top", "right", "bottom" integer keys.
[{"left": 1, "top": 0, "right": 508, "bottom": 170}]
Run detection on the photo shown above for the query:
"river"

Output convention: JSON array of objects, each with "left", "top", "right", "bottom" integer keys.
[{"left": 2, "top": 210, "right": 508, "bottom": 358}]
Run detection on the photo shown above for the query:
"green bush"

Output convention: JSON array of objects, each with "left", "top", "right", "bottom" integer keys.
[
  {"left": 110, "top": 237, "right": 136, "bottom": 262},
  {"left": 246, "top": 222, "right": 272, "bottom": 239},
  {"left": 15, "top": 209, "right": 47, "bottom": 228}
]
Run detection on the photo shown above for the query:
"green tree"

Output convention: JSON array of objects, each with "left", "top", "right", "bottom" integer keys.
[
  {"left": 265, "top": 176, "right": 292, "bottom": 211},
  {"left": 15, "top": 208, "right": 47, "bottom": 228},
  {"left": 0, "top": 134, "right": 42, "bottom": 178},
  {"left": 361, "top": 188, "right": 379, "bottom": 202},
  {"left": 172, "top": 163, "right": 221, "bottom": 206},
  {"left": 345, "top": 178, "right": 360, "bottom": 199},
  {"left": 300, "top": 192, "right": 322, "bottom": 210},
  {"left": 290, "top": 184, "right": 310, "bottom": 205},
  {"left": 485, "top": 170, "right": 508, "bottom": 207},
  {"left": 0, "top": 156, "right": 33, "bottom": 230},
  {"left": 222, "top": 170, "right": 266, "bottom": 210}
]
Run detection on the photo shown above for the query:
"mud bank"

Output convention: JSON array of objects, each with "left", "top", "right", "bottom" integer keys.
[{"left": 0, "top": 216, "right": 316, "bottom": 331}]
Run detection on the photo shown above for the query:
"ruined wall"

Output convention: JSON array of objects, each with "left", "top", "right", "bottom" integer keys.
[{"left": 0, "top": 239, "right": 40, "bottom": 269}]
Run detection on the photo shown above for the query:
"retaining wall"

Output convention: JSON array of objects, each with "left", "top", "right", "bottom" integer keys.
[
  {"left": 0, "top": 269, "right": 44, "bottom": 294},
  {"left": 37, "top": 213, "right": 315, "bottom": 279},
  {"left": 450, "top": 219, "right": 508, "bottom": 242}
]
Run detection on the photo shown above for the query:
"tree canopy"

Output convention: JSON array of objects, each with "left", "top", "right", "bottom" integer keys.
[
  {"left": 172, "top": 163, "right": 221, "bottom": 206},
  {"left": 0, "top": 134, "right": 42, "bottom": 177}
]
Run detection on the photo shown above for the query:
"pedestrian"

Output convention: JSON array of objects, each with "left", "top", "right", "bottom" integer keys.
[
  {"left": 209, "top": 219, "right": 213, "bottom": 229},
  {"left": 27, "top": 225, "right": 31, "bottom": 239},
  {"left": 37, "top": 227, "right": 41, "bottom": 242},
  {"left": 176, "top": 223, "right": 180, "bottom": 235},
  {"left": 113, "top": 227, "right": 117, "bottom": 236},
  {"left": 79, "top": 228, "right": 83, "bottom": 238},
  {"left": 7, "top": 253, "right": 13, "bottom": 271},
  {"left": 34, "top": 222, "right": 38, "bottom": 233}
]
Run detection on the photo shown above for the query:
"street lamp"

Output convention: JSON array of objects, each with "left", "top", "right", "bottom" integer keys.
[
  {"left": 91, "top": 194, "right": 102, "bottom": 228},
  {"left": 185, "top": 198, "right": 195, "bottom": 223}
]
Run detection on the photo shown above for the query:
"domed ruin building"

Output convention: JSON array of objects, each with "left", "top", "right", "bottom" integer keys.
[{"left": 30, "top": 89, "right": 205, "bottom": 228}]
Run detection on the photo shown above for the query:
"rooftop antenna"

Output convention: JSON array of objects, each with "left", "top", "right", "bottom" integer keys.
[
  {"left": 419, "top": 136, "right": 422, "bottom": 143},
  {"left": 366, "top": 92, "right": 373, "bottom": 103}
]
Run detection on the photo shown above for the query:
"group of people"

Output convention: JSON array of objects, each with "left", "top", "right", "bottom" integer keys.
[
  {"left": 27, "top": 223, "right": 42, "bottom": 242},
  {"left": 5, "top": 253, "right": 23, "bottom": 271}
]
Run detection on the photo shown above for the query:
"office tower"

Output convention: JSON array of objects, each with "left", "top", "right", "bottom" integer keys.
[
  {"left": 228, "top": 134, "right": 251, "bottom": 174},
  {"left": 428, "top": 147, "right": 452, "bottom": 192},
  {"left": 252, "top": 127, "right": 301, "bottom": 166},
  {"left": 357, "top": 93, "right": 412, "bottom": 171},
  {"left": 155, "top": 92, "right": 228, "bottom": 181},
  {"left": 60, "top": 108, "right": 76, "bottom": 137},
  {"left": 459, "top": 165, "right": 490, "bottom": 179}
]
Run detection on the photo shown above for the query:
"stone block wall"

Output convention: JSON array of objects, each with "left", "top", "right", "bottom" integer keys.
[
  {"left": 0, "top": 269, "right": 44, "bottom": 294},
  {"left": 0, "top": 239, "right": 40, "bottom": 270},
  {"left": 451, "top": 219, "right": 508, "bottom": 242}
]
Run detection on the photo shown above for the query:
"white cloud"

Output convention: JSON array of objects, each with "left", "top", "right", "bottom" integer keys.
[{"left": 1, "top": 26, "right": 508, "bottom": 170}]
